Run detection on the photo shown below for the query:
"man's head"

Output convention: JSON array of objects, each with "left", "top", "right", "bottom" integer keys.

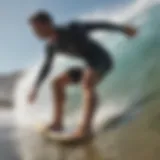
[{"left": 29, "top": 11, "right": 54, "bottom": 39}]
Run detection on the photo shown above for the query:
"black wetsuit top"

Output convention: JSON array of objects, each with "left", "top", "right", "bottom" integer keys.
[{"left": 35, "top": 21, "right": 126, "bottom": 90}]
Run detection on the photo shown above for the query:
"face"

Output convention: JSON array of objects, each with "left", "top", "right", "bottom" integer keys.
[{"left": 30, "top": 21, "right": 51, "bottom": 39}]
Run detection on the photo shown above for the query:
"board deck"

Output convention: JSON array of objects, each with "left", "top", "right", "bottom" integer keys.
[
  {"left": 35, "top": 123, "right": 94, "bottom": 145},
  {"left": 35, "top": 112, "right": 129, "bottom": 146}
]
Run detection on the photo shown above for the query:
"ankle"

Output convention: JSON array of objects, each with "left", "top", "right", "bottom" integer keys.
[
  {"left": 51, "top": 121, "right": 63, "bottom": 127},
  {"left": 78, "top": 124, "right": 92, "bottom": 131}
]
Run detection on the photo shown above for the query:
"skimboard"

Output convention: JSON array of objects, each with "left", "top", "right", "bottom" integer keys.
[
  {"left": 35, "top": 123, "right": 93, "bottom": 145},
  {"left": 35, "top": 123, "right": 104, "bottom": 160}
]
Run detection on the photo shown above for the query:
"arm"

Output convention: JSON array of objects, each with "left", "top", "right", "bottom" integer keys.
[
  {"left": 70, "top": 21, "right": 137, "bottom": 36},
  {"left": 34, "top": 44, "right": 55, "bottom": 92},
  {"left": 81, "top": 22, "right": 126, "bottom": 32},
  {"left": 28, "top": 44, "right": 55, "bottom": 104}
]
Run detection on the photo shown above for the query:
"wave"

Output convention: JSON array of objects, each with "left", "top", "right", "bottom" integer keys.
[{"left": 14, "top": 1, "right": 160, "bottom": 130}]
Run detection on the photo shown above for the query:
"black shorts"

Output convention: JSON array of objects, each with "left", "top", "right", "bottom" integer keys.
[
  {"left": 67, "top": 58, "right": 113, "bottom": 83},
  {"left": 68, "top": 42, "right": 113, "bottom": 83}
]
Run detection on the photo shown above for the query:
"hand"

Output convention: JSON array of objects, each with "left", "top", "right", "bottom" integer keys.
[
  {"left": 28, "top": 88, "right": 37, "bottom": 104},
  {"left": 124, "top": 26, "right": 137, "bottom": 37}
]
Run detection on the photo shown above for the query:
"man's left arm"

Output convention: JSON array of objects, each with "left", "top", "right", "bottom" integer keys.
[{"left": 71, "top": 21, "right": 137, "bottom": 37}]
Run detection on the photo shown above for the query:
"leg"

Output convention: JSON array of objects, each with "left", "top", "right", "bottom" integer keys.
[
  {"left": 50, "top": 68, "right": 83, "bottom": 131},
  {"left": 50, "top": 72, "right": 71, "bottom": 130},
  {"left": 81, "top": 68, "right": 100, "bottom": 131},
  {"left": 73, "top": 68, "right": 101, "bottom": 138}
]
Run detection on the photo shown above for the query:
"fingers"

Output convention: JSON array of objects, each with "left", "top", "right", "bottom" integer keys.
[
  {"left": 27, "top": 90, "right": 37, "bottom": 104},
  {"left": 125, "top": 26, "right": 137, "bottom": 37}
]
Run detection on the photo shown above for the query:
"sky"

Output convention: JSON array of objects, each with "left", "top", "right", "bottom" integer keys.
[{"left": 0, "top": 0, "right": 132, "bottom": 73}]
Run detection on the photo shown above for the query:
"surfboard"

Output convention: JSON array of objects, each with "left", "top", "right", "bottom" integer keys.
[{"left": 35, "top": 123, "right": 94, "bottom": 145}]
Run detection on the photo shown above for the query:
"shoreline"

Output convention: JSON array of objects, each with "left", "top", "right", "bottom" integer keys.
[
  {"left": 0, "top": 109, "right": 20, "bottom": 160},
  {"left": 0, "top": 99, "right": 13, "bottom": 108}
]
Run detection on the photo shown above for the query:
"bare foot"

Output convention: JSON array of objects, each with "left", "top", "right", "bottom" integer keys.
[
  {"left": 69, "top": 127, "right": 93, "bottom": 141},
  {"left": 46, "top": 123, "right": 63, "bottom": 132}
]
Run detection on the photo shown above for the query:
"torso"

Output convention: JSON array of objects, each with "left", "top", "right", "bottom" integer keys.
[{"left": 48, "top": 24, "right": 111, "bottom": 66}]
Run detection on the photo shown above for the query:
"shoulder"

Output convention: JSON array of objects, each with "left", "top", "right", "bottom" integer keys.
[
  {"left": 55, "top": 21, "right": 84, "bottom": 32},
  {"left": 67, "top": 20, "right": 84, "bottom": 30},
  {"left": 45, "top": 42, "right": 56, "bottom": 55},
  {"left": 45, "top": 42, "right": 54, "bottom": 50}
]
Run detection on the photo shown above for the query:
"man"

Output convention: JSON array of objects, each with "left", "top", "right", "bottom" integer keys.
[{"left": 28, "top": 11, "right": 136, "bottom": 140}]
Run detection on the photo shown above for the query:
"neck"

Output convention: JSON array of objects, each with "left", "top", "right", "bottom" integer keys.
[{"left": 49, "top": 27, "right": 58, "bottom": 42}]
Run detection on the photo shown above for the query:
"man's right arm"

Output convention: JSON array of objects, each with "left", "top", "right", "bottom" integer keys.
[{"left": 34, "top": 45, "right": 55, "bottom": 92}]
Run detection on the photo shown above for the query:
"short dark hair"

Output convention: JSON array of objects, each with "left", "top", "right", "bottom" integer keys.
[{"left": 29, "top": 10, "right": 53, "bottom": 24}]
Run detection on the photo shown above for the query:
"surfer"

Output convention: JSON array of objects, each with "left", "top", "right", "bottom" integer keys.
[{"left": 28, "top": 11, "right": 136, "bottom": 140}]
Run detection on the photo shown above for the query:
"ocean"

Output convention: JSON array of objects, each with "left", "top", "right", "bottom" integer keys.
[{"left": 2, "top": 1, "right": 160, "bottom": 160}]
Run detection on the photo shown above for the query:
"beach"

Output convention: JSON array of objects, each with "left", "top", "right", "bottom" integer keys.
[
  {"left": 2, "top": 97, "right": 160, "bottom": 160},
  {"left": 0, "top": 109, "right": 20, "bottom": 160}
]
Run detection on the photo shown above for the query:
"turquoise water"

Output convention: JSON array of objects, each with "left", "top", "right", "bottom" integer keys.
[
  {"left": 103, "top": 4, "right": 160, "bottom": 106},
  {"left": 63, "top": 4, "right": 160, "bottom": 128}
]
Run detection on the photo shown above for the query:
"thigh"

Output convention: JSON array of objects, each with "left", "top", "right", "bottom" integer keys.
[
  {"left": 66, "top": 67, "right": 84, "bottom": 84},
  {"left": 81, "top": 68, "right": 101, "bottom": 89},
  {"left": 53, "top": 71, "right": 72, "bottom": 86},
  {"left": 54, "top": 67, "right": 84, "bottom": 86}
]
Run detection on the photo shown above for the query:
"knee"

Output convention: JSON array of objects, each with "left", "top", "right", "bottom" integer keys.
[
  {"left": 51, "top": 77, "right": 64, "bottom": 90},
  {"left": 82, "top": 79, "right": 94, "bottom": 93},
  {"left": 82, "top": 81, "right": 96, "bottom": 103}
]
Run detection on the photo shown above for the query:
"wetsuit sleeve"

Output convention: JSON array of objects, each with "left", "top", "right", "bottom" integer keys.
[
  {"left": 70, "top": 21, "right": 126, "bottom": 33},
  {"left": 34, "top": 44, "right": 55, "bottom": 91}
]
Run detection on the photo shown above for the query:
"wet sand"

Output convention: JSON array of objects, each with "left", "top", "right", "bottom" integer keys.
[
  {"left": 15, "top": 98, "right": 160, "bottom": 160},
  {"left": 0, "top": 109, "right": 20, "bottom": 160},
  {"left": 0, "top": 127, "right": 20, "bottom": 160},
  {"left": 1, "top": 96, "right": 160, "bottom": 160}
]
